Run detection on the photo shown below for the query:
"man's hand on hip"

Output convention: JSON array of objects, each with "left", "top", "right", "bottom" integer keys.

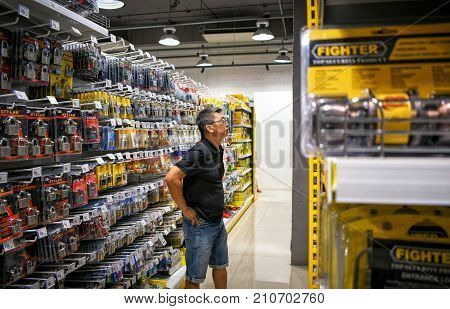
[{"left": 183, "top": 207, "right": 200, "bottom": 226}]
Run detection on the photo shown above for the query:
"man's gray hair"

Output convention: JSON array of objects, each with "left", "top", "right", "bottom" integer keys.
[{"left": 196, "top": 106, "right": 222, "bottom": 138}]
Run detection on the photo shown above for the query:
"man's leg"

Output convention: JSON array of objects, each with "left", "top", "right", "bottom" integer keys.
[
  {"left": 209, "top": 221, "right": 229, "bottom": 289},
  {"left": 212, "top": 268, "right": 227, "bottom": 289},
  {"left": 183, "top": 218, "right": 214, "bottom": 288},
  {"left": 185, "top": 281, "right": 200, "bottom": 289}
]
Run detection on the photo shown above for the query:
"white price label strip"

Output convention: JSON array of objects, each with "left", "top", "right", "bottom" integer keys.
[
  {"left": 129, "top": 43, "right": 135, "bottom": 51},
  {"left": 116, "top": 118, "right": 123, "bottom": 126},
  {"left": 13, "top": 90, "right": 28, "bottom": 100},
  {"left": 90, "top": 35, "right": 98, "bottom": 44},
  {"left": 71, "top": 27, "right": 81, "bottom": 35},
  {"left": 116, "top": 153, "right": 124, "bottom": 160},
  {"left": 49, "top": 19, "right": 60, "bottom": 31},
  {"left": 72, "top": 99, "right": 80, "bottom": 108},
  {"left": 0, "top": 172, "right": 7, "bottom": 184},
  {"left": 117, "top": 83, "right": 123, "bottom": 91},
  {"left": 110, "top": 119, "right": 117, "bottom": 127},
  {"left": 47, "top": 95, "right": 57, "bottom": 104},
  {"left": 105, "top": 79, "right": 112, "bottom": 87},
  {"left": 94, "top": 101, "right": 102, "bottom": 109},
  {"left": 127, "top": 85, "right": 133, "bottom": 92},
  {"left": 62, "top": 220, "right": 71, "bottom": 228},
  {"left": 32, "top": 167, "right": 42, "bottom": 178},
  {"left": 95, "top": 157, "right": 106, "bottom": 165},
  {"left": 107, "top": 153, "right": 116, "bottom": 160},
  {"left": 110, "top": 34, "right": 117, "bottom": 42},
  {"left": 63, "top": 163, "right": 71, "bottom": 173},
  {"left": 18, "top": 4, "right": 29, "bottom": 19},
  {"left": 3, "top": 240, "right": 15, "bottom": 251},
  {"left": 125, "top": 152, "right": 131, "bottom": 160},
  {"left": 37, "top": 227, "right": 47, "bottom": 239}
]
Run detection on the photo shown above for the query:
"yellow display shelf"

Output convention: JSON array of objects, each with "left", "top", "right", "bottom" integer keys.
[{"left": 225, "top": 195, "right": 254, "bottom": 233}]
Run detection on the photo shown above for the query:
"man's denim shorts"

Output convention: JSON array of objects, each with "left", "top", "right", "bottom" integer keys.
[{"left": 183, "top": 217, "right": 229, "bottom": 284}]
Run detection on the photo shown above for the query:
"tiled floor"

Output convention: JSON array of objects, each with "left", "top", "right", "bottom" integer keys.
[{"left": 202, "top": 189, "right": 308, "bottom": 289}]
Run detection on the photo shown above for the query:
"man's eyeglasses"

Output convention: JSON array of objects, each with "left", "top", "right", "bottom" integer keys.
[{"left": 210, "top": 117, "right": 228, "bottom": 125}]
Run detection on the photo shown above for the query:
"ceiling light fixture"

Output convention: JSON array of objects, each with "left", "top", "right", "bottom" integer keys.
[
  {"left": 97, "top": 0, "right": 124, "bottom": 10},
  {"left": 196, "top": 53, "right": 213, "bottom": 67},
  {"left": 274, "top": 47, "right": 292, "bottom": 63},
  {"left": 252, "top": 20, "right": 274, "bottom": 41},
  {"left": 159, "top": 26, "right": 180, "bottom": 46}
]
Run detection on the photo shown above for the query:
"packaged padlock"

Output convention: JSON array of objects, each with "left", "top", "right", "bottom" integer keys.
[
  {"left": 0, "top": 103, "right": 29, "bottom": 160},
  {"left": 10, "top": 180, "right": 40, "bottom": 230},
  {"left": 27, "top": 107, "right": 54, "bottom": 158},
  {"left": 0, "top": 184, "right": 23, "bottom": 244},
  {"left": 40, "top": 172, "right": 71, "bottom": 224},
  {"left": 81, "top": 110, "right": 100, "bottom": 144},
  {"left": 85, "top": 170, "right": 98, "bottom": 199},
  {"left": 101, "top": 125, "right": 116, "bottom": 151},
  {"left": 0, "top": 248, "right": 35, "bottom": 285},
  {"left": 53, "top": 107, "right": 83, "bottom": 155},
  {"left": 70, "top": 174, "right": 88, "bottom": 208}
]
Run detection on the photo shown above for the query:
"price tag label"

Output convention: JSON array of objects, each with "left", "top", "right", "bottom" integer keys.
[
  {"left": 37, "top": 227, "right": 47, "bottom": 239},
  {"left": 107, "top": 153, "right": 116, "bottom": 160},
  {"left": 32, "top": 167, "right": 42, "bottom": 178},
  {"left": 81, "top": 164, "right": 90, "bottom": 173},
  {"left": 124, "top": 119, "right": 131, "bottom": 125},
  {"left": 62, "top": 220, "right": 71, "bottom": 228},
  {"left": 3, "top": 240, "right": 15, "bottom": 251},
  {"left": 74, "top": 216, "right": 82, "bottom": 225},
  {"left": 159, "top": 234, "right": 167, "bottom": 246},
  {"left": 147, "top": 240, "right": 154, "bottom": 247},
  {"left": 130, "top": 120, "right": 135, "bottom": 127},
  {"left": 71, "top": 27, "right": 81, "bottom": 35},
  {"left": 0, "top": 172, "right": 7, "bottom": 184},
  {"left": 56, "top": 270, "right": 65, "bottom": 281},
  {"left": 116, "top": 118, "right": 123, "bottom": 126},
  {"left": 139, "top": 151, "right": 144, "bottom": 158},
  {"left": 133, "top": 152, "right": 139, "bottom": 160},
  {"left": 90, "top": 35, "right": 98, "bottom": 44},
  {"left": 116, "top": 153, "right": 124, "bottom": 160},
  {"left": 101, "top": 205, "right": 108, "bottom": 212},
  {"left": 126, "top": 85, "right": 133, "bottom": 92},
  {"left": 135, "top": 121, "right": 140, "bottom": 128},
  {"left": 46, "top": 95, "right": 57, "bottom": 104},
  {"left": 138, "top": 49, "right": 144, "bottom": 56},
  {"left": 72, "top": 99, "right": 80, "bottom": 108},
  {"left": 117, "top": 83, "right": 123, "bottom": 91},
  {"left": 13, "top": 90, "right": 28, "bottom": 100},
  {"left": 95, "top": 157, "right": 106, "bottom": 165},
  {"left": 124, "top": 152, "right": 131, "bottom": 160},
  {"left": 63, "top": 163, "right": 71, "bottom": 173},
  {"left": 110, "top": 119, "right": 117, "bottom": 127},
  {"left": 106, "top": 196, "right": 113, "bottom": 203},
  {"left": 129, "top": 43, "right": 135, "bottom": 51},
  {"left": 49, "top": 19, "right": 60, "bottom": 31},
  {"left": 110, "top": 34, "right": 117, "bottom": 43},
  {"left": 82, "top": 213, "right": 90, "bottom": 222},
  {"left": 18, "top": 4, "right": 30, "bottom": 19},
  {"left": 94, "top": 101, "right": 102, "bottom": 109},
  {"left": 105, "top": 79, "right": 112, "bottom": 87}
]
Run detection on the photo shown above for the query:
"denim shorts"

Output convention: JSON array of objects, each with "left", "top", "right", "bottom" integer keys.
[{"left": 183, "top": 217, "right": 229, "bottom": 284}]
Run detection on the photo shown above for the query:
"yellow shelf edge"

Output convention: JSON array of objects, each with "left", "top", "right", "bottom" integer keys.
[{"left": 225, "top": 194, "right": 255, "bottom": 233}]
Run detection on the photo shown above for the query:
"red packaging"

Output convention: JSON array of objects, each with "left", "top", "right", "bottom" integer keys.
[
  {"left": 71, "top": 175, "right": 88, "bottom": 208},
  {"left": 85, "top": 171, "right": 98, "bottom": 199}
]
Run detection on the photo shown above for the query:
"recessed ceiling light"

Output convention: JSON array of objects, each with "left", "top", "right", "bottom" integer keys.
[
  {"left": 252, "top": 20, "right": 274, "bottom": 41},
  {"left": 159, "top": 26, "right": 180, "bottom": 46},
  {"left": 97, "top": 0, "right": 124, "bottom": 10}
]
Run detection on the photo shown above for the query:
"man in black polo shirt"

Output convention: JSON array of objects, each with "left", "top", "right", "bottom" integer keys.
[{"left": 165, "top": 106, "right": 229, "bottom": 289}]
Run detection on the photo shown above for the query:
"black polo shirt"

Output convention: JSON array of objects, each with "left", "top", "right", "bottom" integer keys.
[{"left": 175, "top": 138, "right": 225, "bottom": 223}]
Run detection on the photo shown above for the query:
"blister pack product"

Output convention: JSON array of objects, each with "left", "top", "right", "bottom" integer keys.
[
  {"left": 40, "top": 172, "right": 71, "bottom": 224},
  {"left": 27, "top": 107, "right": 54, "bottom": 158},
  {"left": 10, "top": 180, "right": 40, "bottom": 230},
  {"left": 82, "top": 110, "right": 100, "bottom": 145},
  {"left": 0, "top": 184, "right": 23, "bottom": 244},
  {"left": 0, "top": 103, "right": 29, "bottom": 160},
  {"left": 0, "top": 29, "right": 12, "bottom": 92},
  {"left": 53, "top": 107, "right": 83, "bottom": 155}
]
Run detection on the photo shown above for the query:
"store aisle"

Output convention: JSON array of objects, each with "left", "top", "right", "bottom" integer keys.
[{"left": 203, "top": 190, "right": 308, "bottom": 289}]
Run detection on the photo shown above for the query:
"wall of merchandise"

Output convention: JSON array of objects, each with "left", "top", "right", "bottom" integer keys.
[
  {"left": 303, "top": 23, "right": 450, "bottom": 289},
  {"left": 0, "top": 1, "right": 226, "bottom": 289}
]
